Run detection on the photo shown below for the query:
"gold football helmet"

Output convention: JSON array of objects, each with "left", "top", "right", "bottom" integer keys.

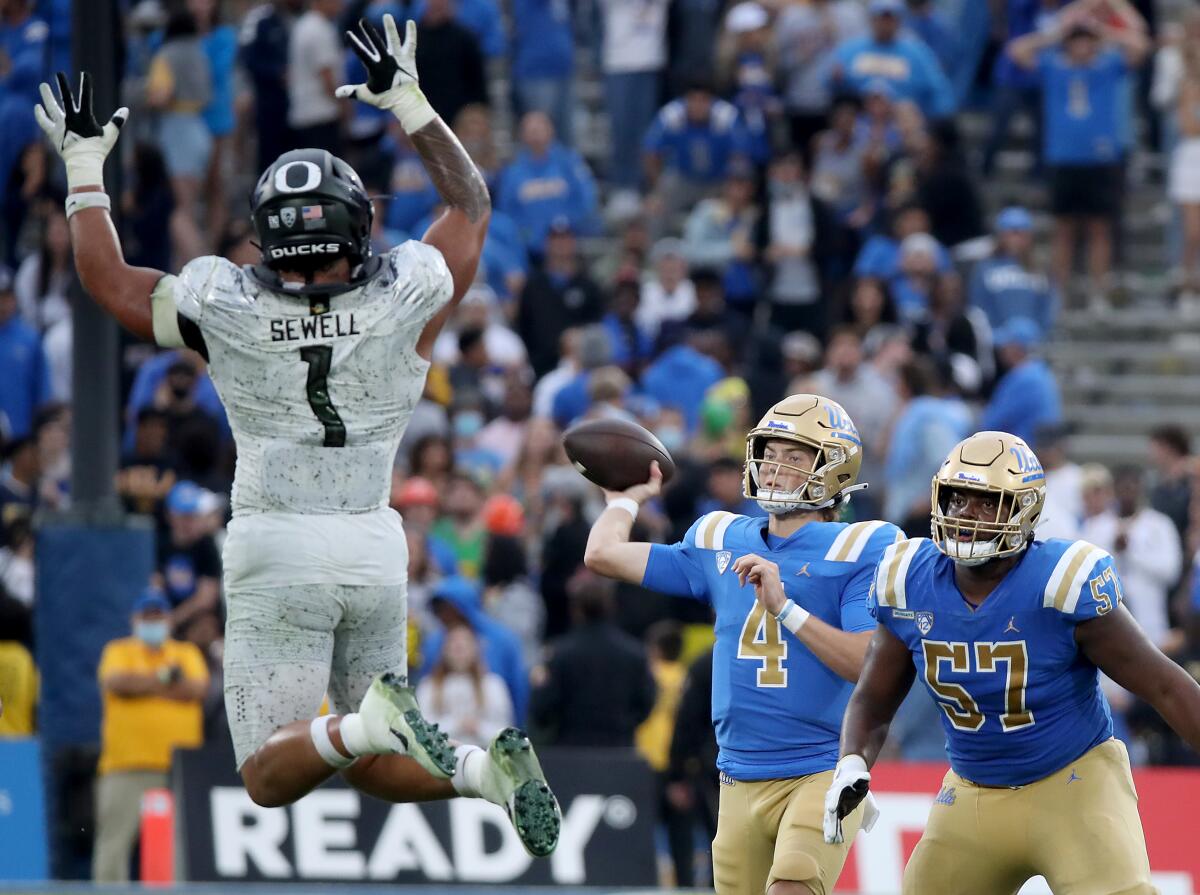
[
  {"left": 743, "top": 394, "right": 866, "bottom": 514},
  {"left": 931, "top": 431, "right": 1046, "bottom": 565}
]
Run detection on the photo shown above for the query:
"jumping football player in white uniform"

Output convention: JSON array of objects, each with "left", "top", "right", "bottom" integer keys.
[{"left": 35, "top": 17, "right": 559, "bottom": 856}]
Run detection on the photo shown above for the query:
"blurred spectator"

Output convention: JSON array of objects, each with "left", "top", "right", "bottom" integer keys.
[
  {"left": 415, "top": 624, "right": 513, "bottom": 746},
  {"left": 482, "top": 530, "right": 544, "bottom": 668},
  {"left": 123, "top": 143, "right": 176, "bottom": 274},
  {"left": 1008, "top": 9, "right": 1149, "bottom": 299},
  {"left": 530, "top": 571, "right": 656, "bottom": 746},
  {"left": 666, "top": 647, "right": 718, "bottom": 886},
  {"left": 517, "top": 223, "right": 605, "bottom": 377},
  {"left": 913, "top": 124, "right": 985, "bottom": 249},
  {"left": 1148, "top": 425, "right": 1191, "bottom": 544},
  {"left": 432, "top": 471, "right": 487, "bottom": 578},
  {"left": 1163, "top": 10, "right": 1200, "bottom": 299},
  {"left": 393, "top": 474, "right": 457, "bottom": 573},
  {"left": 601, "top": 0, "right": 668, "bottom": 192},
  {"left": 147, "top": 11, "right": 213, "bottom": 263},
  {"left": 1080, "top": 462, "right": 1114, "bottom": 530},
  {"left": 511, "top": 0, "right": 574, "bottom": 145},
  {"left": 682, "top": 163, "right": 760, "bottom": 313},
  {"left": 0, "top": 267, "right": 51, "bottom": 439},
  {"left": 0, "top": 436, "right": 37, "bottom": 544},
  {"left": 240, "top": 0, "right": 300, "bottom": 171},
  {"left": 0, "top": 0, "right": 49, "bottom": 258},
  {"left": 34, "top": 401, "right": 69, "bottom": 511},
  {"left": 968, "top": 206, "right": 1057, "bottom": 334},
  {"left": 854, "top": 204, "right": 951, "bottom": 302},
  {"left": 0, "top": 514, "right": 32, "bottom": 609},
  {"left": 883, "top": 358, "right": 971, "bottom": 531},
  {"left": 0, "top": 623, "right": 36, "bottom": 736},
  {"left": 840, "top": 276, "right": 899, "bottom": 340},
  {"left": 423, "top": 575, "right": 528, "bottom": 722},
  {"left": 14, "top": 201, "right": 70, "bottom": 332},
  {"left": 190, "top": 0, "right": 238, "bottom": 243},
  {"left": 416, "top": 0, "right": 488, "bottom": 127},
  {"left": 763, "top": 151, "right": 837, "bottom": 335},
  {"left": 776, "top": 0, "right": 868, "bottom": 159},
  {"left": 408, "top": 433, "right": 454, "bottom": 494},
  {"left": 1081, "top": 466, "right": 1182, "bottom": 651},
  {"left": 155, "top": 482, "right": 222, "bottom": 646},
  {"left": 643, "top": 79, "right": 747, "bottom": 216},
  {"left": 811, "top": 326, "right": 897, "bottom": 479},
  {"left": 155, "top": 359, "right": 225, "bottom": 479},
  {"left": 124, "top": 350, "right": 226, "bottom": 454},
  {"left": 1036, "top": 423, "right": 1084, "bottom": 541},
  {"left": 829, "top": 0, "right": 955, "bottom": 120},
  {"left": 681, "top": 269, "right": 751, "bottom": 358},
  {"left": 634, "top": 620, "right": 690, "bottom": 887},
  {"left": 810, "top": 95, "right": 871, "bottom": 226},
  {"left": 910, "top": 272, "right": 992, "bottom": 388},
  {"left": 718, "top": 2, "right": 778, "bottom": 166},
  {"left": 93, "top": 588, "right": 207, "bottom": 883},
  {"left": 642, "top": 335, "right": 725, "bottom": 433},
  {"left": 696, "top": 456, "right": 764, "bottom": 517},
  {"left": 383, "top": 127, "right": 440, "bottom": 237},
  {"left": 904, "top": 0, "right": 957, "bottom": 79},
  {"left": 637, "top": 238, "right": 697, "bottom": 340},
  {"left": 287, "top": 0, "right": 343, "bottom": 154},
  {"left": 410, "top": 0, "right": 506, "bottom": 58},
  {"left": 476, "top": 377, "right": 533, "bottom": 469},
  {"left": 497, "top": 113, "right": 599, "bottom": 254},
  {"left": 602, "top": 273, "right": 655, "bottom": 374},
  {"left": 116, "top": 408, "right": 176, "bottom": 517},
  {"left": 980, "top": 317, "right": 1062, "bottom": 444},
  {"left": 982, "top": 0, "right": 1053, "bottom": 176}
]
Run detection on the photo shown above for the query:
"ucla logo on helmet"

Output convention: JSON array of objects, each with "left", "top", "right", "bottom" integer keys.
[{"left": 916, "top": 611, "right": 935, "bottom": 635}]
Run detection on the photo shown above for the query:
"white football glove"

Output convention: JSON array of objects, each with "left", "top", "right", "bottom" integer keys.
[
  {"left": 822, "top": 754, "right": 880, "bottom": 844},
  {"left": 335, "top": 15, "right": 435, "bottom": 134},
  {"left": 34, "top": 72, "right": 128, "bottom": 189}
]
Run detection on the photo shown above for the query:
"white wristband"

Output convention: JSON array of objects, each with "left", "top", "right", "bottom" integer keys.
[
  {"left": 606, "top": 497, "right": 640, "bottom": 519},
  {"left": 837, "top": 753, "right": 869, "bottom": 775},
  {"left": 776, "top": 598, "right": 811, "bottom": 634},
  {"left": 390, "top": 84, "right": 437, "bottom": 134},
  {"left": 65, "top": 191, "right": 112, "bottom": 219}
]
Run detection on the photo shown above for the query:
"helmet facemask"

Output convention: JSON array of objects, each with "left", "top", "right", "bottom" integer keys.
[
  {"left": 744, "top": 435, "right": 852, "bottom": 514},
  {"left": 931, "top": 482, "right": 1040, "bottom": 566}
]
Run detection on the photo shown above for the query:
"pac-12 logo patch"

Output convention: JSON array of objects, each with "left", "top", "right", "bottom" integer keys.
[
  {"left": 916, "top": 611, "right": 935, "bottom": 635},
  {"left": 716, "top": 551, "right": 732, "bottom": 575},
  {"left": 280, "top": 207, "right": 297, "bottom": 228}
]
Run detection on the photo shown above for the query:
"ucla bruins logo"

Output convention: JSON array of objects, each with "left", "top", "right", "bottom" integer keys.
[{"left": 916, "top": 611, "right": 935, "bottom": 635}]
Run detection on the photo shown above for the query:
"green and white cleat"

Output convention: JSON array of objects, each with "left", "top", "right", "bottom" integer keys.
[
  {"left": 357, "top": 672, "right": 457, "bottom": 778},
  {"left": 480, "top": 727, "right": 562, "bottom": 857}
]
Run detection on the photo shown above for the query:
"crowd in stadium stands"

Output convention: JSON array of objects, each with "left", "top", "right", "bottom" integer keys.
[{"left": 4, "top": 0, "right": 1200, "bottom": 884}]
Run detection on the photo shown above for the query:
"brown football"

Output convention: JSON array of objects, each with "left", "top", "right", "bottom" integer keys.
[{"left": 562, "top": 418, "right": 677, "bottom": 492}]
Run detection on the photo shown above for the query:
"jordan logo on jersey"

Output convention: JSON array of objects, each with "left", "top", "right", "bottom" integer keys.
[
  {"left": 796, "top": 563, "right": 811, "bottom": 577},
  {"left": 716, "top": 551, "right": 732, "bottom": 574},
  {"left": 916, "top": 611, "right": 935, "bottom": 635},
  {"left": 1004, "top": 616, "right": 1020, "bottom": 634}
]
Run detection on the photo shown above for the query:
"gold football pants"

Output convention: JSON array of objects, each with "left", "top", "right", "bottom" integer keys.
[
  {"left": 712, "top": 770, "right": 863, "bottom": 895},
  {"left": 903, "top": 738, "right": 1156, "bottom": 895}
]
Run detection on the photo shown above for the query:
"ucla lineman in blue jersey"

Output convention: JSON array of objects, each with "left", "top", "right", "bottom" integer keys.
[
  {"left": 825, "top": 431, "right": 1200, "bottom": 895},
  {"left": 585, "top": 394, "right": 902, "bottom": 895}
]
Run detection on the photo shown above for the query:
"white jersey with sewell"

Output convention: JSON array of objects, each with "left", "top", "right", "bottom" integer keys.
[{"left": 151, "top": 240, "right": 454, "bottom": 517}]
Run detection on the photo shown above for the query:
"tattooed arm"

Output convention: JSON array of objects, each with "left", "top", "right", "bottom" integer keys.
[
  {"left": 411, "top": 118, "right": 491, "bottom": 358},
  {"left": 336, "top": 14, "right": 491, "bottom": 359}
]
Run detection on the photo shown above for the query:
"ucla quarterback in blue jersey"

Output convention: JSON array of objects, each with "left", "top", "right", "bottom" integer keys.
[
  {"left": 585, "top": 394, "right": 902, "bottom": 895},
  {"left": 826, "top": 431, "right": 1200, "bottom": 895}
]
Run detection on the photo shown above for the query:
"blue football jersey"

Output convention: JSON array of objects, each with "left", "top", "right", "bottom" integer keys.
[
  {"left": 871, "top": 537, "right": 1120, "bottom": 786},
  {"left": 643, "top": 513, "right": 902, "bottom": 780}
]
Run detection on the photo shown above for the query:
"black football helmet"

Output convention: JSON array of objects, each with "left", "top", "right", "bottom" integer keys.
[{"left": 250, "top": 149, "right": 374, "bottom": 272}]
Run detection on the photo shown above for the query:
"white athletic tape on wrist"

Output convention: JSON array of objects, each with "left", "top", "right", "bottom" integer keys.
[
  {"left": 310, "top": 715, "right": 356, "bottom": 768},
  {"left": 64, "top": 191, "right": 111, "bottom": 219},
  {"left": 65, "top": 151, "right": 108, "bottom": 191},
  {"left": 775, "top": 598, "right": 811, "bottom": 633},
  {"left": 606, "top": 497, "right": 640, "bottom": 519},
  {"left": 390, "top": 85, "right": 437, "bottom": 134}
]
